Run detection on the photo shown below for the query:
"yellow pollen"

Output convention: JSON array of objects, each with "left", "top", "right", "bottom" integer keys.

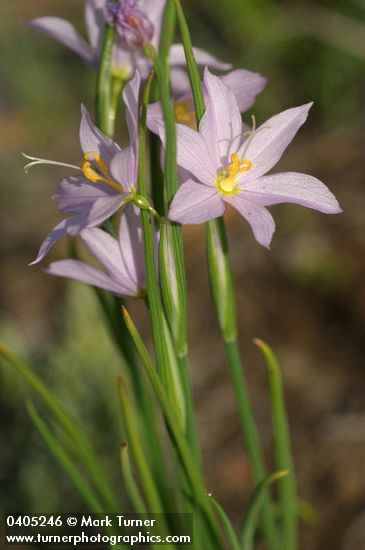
[
  {"left": 226, "top": 153, "right": 252, "bottom": 175},
  {"left": 174, "top": 101, "right": 197, "bottom": 130},
  {"left": 215, "top": 154, "right": 253, "bottom": 196},
  {"left": 82, "top": 152, "right": 123, "bottom": 193}
]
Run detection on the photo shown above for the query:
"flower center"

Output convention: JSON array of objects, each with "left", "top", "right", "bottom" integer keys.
[
  {"left": 82, "top": 152, "right": 123, "bottom": 193},
  {"left": 107, "top": 0, "right": 154, "bottom": 49},
  {"left": 215, "top": 154, "right": 252, "bottom": 196},
  {"left": 174, "top": 101, "right": 197, "bottom": 130}
]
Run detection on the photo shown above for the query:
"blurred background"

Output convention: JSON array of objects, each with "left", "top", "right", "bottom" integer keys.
[{"left": 1, "top": 1, "right": 365, "bottom": 548}]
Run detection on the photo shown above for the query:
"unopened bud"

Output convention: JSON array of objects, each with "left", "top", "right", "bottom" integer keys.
[{"left": 106, "top": 0, "right": 154, "bottom": 49}]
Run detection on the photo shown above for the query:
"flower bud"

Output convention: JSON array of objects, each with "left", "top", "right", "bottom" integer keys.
[
  {"left": 106, "top": 0, "right": 154, "bottom": 49},
  {"left": 206, "top": 218, "right": 237, "bottom": 342},
  {"left": 158, "top": 220, "right": 188, "bottom": 357}
]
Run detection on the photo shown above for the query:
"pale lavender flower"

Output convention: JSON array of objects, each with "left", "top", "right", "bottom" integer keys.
[
  {"left": 28, "top": 0, "right": 230, "bottom": 83},
  {"left": 166, "top": 69, "right": 342, "bottom": 248},
  {"left": 46, "top": 206, "right": 146, "bottom": 297},
  {"left": 147, "top": 68, "right": 268, "bottom": 134},
  {"left": 30, "top": 71, "right": 141, "bottom": 265}
]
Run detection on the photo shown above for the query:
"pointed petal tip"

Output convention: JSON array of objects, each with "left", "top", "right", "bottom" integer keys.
[
  {"left": 203, "top": 66, "right": 213, "bottom": 82},
  {"left": 302, "top": 101, "right": 313, "bottom": 114},
  {"left": 331, "top": 203, "right": 343, "bottom": 215},
  {"left": 28, "top": 252, "right": 46, "bottom": 267},
  {"left": 80, "top": 103, "right": 88, "bottom": 116}
]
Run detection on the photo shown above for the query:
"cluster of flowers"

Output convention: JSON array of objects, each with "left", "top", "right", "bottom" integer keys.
[{"left": 27, "top": 0, "right": 341, "bottom": 299}]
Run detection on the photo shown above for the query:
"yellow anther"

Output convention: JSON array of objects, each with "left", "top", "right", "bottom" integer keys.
[
  {"left": 83, "top": 152, "right": 108, "bottom": 174},
  {"left": 174, "top": 101, "right": 197, "bottom": 130},
  {"left": 81, "top": 152, "right": 123, "bottom": 193},
  {"left": 82, "top": 160, "right": 101, "bottom": 183},
  {"left": 215, "top": 154, "right": 253, "bottom": 196},
  {"left": 226, "top": 154, "right": 252, "bottom": 176}
]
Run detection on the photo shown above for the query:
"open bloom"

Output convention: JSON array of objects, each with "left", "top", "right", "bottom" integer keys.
[
  {"left": 147, "top": 68, "right": 268, "bottom": 134},
  {"left": 28, "top": 0, "right": 230, "bottom": 83},
  {"left": 166, "top": 69, "right": 342, "bottom": 248},
  {"left": 46, "top": 206, "right": 146, "bottom": 297},
  {"left": 30, "top": 71, "right": 141, "bottom": 265}
]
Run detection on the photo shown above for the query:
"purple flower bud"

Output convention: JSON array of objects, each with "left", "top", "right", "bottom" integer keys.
[{"left": 106, "top": 0, "right": 154, "bottom": 49}]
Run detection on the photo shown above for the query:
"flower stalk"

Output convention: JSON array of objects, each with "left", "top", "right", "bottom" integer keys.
[
  {"left": 94, "top": 14, "right": 170, "bottom": 503},
  {"left": 122, "top": 307, "right": 223, "bottom": 548},
  {"left": 172, "top": 0, "right": 279, "bottom": 547}
]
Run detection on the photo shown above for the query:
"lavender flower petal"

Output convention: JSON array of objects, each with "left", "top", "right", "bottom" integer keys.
[
  {"left": 201, "top": 68, "right": 242, "bottom": 163},
  {"left": 84, "top": 195, "right": 126, "bottom": 227},
  {"left": 226, "top": 195, "right": 275, "bottom": 248},
  {"left": 237, "top": 103, "right": 313, "bottom": 182},
  {"left": 30, "top": 219, "right": 69, "bottom": 266},
  {"left": 243, "top": 172, "right": 342, "bottom": 214},
  {"left": 169, "top": 45, "right": 231, "bottom": 71},
  {"left": 146, "top": 100, "right": 164, "bottom": 135},
  {"left": 28, "top": 17, "right": 96, "bottom": 66},
  {"left": 85, "top": 0, "right": 105, "bottom": 53},
  {"left": 175, "top": 125, "right": 217, "bottom": 185},
  {"left": 221, "top": 69, "right": 268, "bottom": 112},
  {"left": 123, "top": 71, "right": 141, "bottom": 146},
  {"left": 170, "top": 68, "right": 191, "bottom": 96},
  {"left": 81, "top": 227, "right": 135, "bottom": 294},
  {"left": 169, "top": 179, "right": 225, "bottom": 224},
  {"left": 141, "top": 0, "right": 167, "bottom": 48},
  {"left": 45, "top": 259, "right": 127, "bottom": 295},
  {"left": 53, "top": 176, "right": 116, "bottom": 214},
  {"left": 119, "top": 205, "right": 146, "bottom": 290},
  {"left": 109, "top": 146, "right": 137, "bottom": 191},
  {"left": 79, "top": 105, "right": 121, "bottom": 165}
]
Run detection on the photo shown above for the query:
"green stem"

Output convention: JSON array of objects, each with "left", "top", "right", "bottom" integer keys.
[
  {"left": 255, "top": 340, "right": 298, "bottom": 550},
  {"left": 178, "top": 354, "right": 201, "bottom": 467},
  {"left": 225, "top": 340, "right": 279, "bottom": 548},
  {"left": 118, "top": 379, "right": 175, "bottom": 549},
  {"left": 154, "top": 3, "right": 199, "bottom": 466},
  {"left": 93, "top": 13, "right": 168, "bottom": 491},
  {"left": 95, "top": 23, "right": 116, "bottom": 136},
  {"left": 241, "top": 470, "right": 289, "bottom": 550},
  {"left": 210, "top": 496, "right": 241, "bottom": 550},
  {"left": 122, "top": 308, "right": 223, "bottom": 548},
  {"left": 171, "top": 0, "right": 205, "bottom": 119},
  {"left": 119, "top": 444, "right": 147, "bottom": 514},
  {"left": 138, "top": 76, "right": 170, "bottom": 378},
  {"left": 118, "top": 379, "right": 163, "bottom": 515}
]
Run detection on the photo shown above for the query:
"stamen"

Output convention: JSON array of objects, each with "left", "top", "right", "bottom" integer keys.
[
  {"left": 83, "top": 152, "right": 109, "bottom": 178},
  {"left": 226, "top": 154, "right": 252, "bottom": 175},
  {"left": 81, "top": 152, "right": 123, "bottom": 193},
  {"left": 22, "top": 153, "right": 80, "bottom": 174}
]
